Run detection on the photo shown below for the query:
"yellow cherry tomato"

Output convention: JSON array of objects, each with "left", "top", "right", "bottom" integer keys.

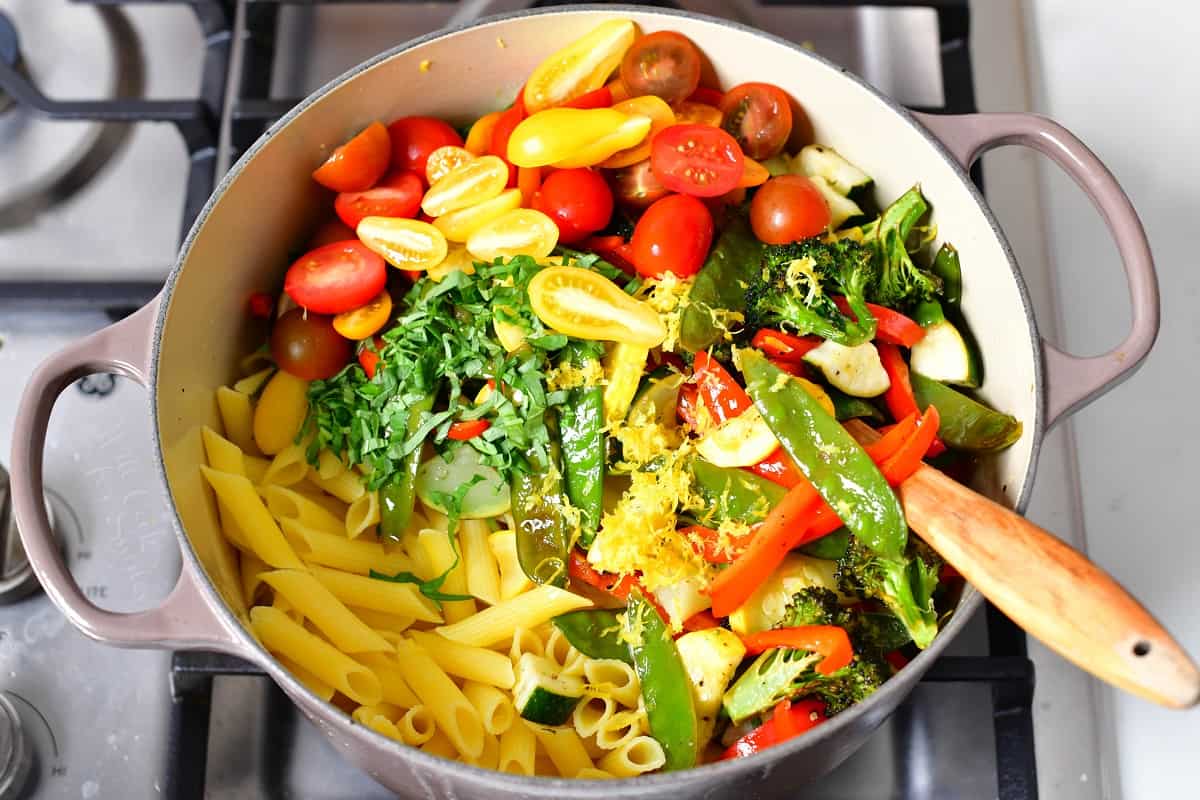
[
  {"left": 421, "top": 155, "right": 508, "bottom": 217},
  {"left": 599, "top": 95, "right": 676, "bottom": 168},
  {"left": 673, "top": 101, "right": 723, "bottom": 127},
  {"left": 332, "top": 289, "right": 392, "bottom": 340},
  {"left": 507, "top": 108, "right": 651, "bottom": 169},
  {"left": 524, "top": 19, "right": 637, "bottom": 113},
  {"left": 466, "top": 208, "right": 559, "bottom": 262},
  {"left": 528, "top": 266, "right": 667, "bottom": 347},
  {"left": 465, "top": 111, "right": 504, "bottom": 156},
  {"left": 425, "top": 145, "right": 474, "bottom": 185},
  {"left": 427, "top": 246, "right": 477, "bottom": 282},
  {"left": 433, "top": 188, "right": 522, "bottom": 243},
  {"left": 356, "top": 216, "right": 448, "bottom": 271}
]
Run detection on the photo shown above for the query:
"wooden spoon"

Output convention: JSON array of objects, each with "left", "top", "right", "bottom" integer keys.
[{"left": 844, "top": 419, "right": 1200, "bottom": 709}]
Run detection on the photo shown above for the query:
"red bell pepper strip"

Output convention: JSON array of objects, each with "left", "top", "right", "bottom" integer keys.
[
  {"left": 877, "top": 342, "right": 920, "bottom": 421},
  {"left": 767, "top": 357, "right": 807, "bottom": 378},
  {"left": 679, "top": 524, "right": 755, "bottom": 564},
  {"left": 739, "top": 625, "right": 854, "bottom": 675},
  {"left": 358, "top": 336, "right": 385, "bottom": 379},
  {"left": 680, "top": 609, "right": 720, "bottom": 633},
  {"left": 863, "top": 414, "right": 918, "bottom": 463},
  {"left": 720, "top": 699, "right": 827, "bottom": 760},
  {"left": 567, "top": 551, "right": 668, "bottom": 619},
  {"left": 879, "top": 406, "right": 940, "bottom": 485},
  {"left": 885, "top": 650, "right": 910, "bottom": 671},
  {"left": 561, "top": 86, "right": 613, "bottom": 109},
  {"left": 751, "top": 329, "right": 822, "bottom": 362},
  {"left": 832, "top": 296, "right": 924, "bottom": 347},
  {"left": 581, "top": 235, "right": 638, "bottom": 276},
  {"left": 692, "top": 351, "right": 753, "bottom": 424},
  {"left": 746, "top": 447, "right": 803, "bottom": 489},
  {"left": 446, "top": 419, "right": 491, "bottom": 441},
  {"left": 676, "top": 382, "right": 701, "bottom": 427}
]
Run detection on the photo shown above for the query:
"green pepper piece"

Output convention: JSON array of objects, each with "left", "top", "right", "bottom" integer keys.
[
  {"left": 624, "top": 591, "right": 698, "bottom": 771},
  {"left": 380, "top": 392, "right": 436, "bottom": 541},
  {"left": 912, "top": 299, "right": 946, "bottom": 328},
  {"left": 552, "top": 610, "right": 633, "bottom": 665},
  {"left": 931, "top": 243, "right": 963, "bottom": 307},
  {"left": 800, "top": 528, "right": 851, "bottom": 560},
  {"left": 679, "top": 216, "right": 764, "bottom": 353},
  {"left": 910, "top": 373, "right": 1022, "bottom": 453},
  {"left": 825, "top": 384, "right": 886, "bottom": 424},
  {"left": 740, "top": 348, "right": 907, "bottom": 560},
  {"left": 558, "top": 350, "right": 605, "bottom": 549},
  {"left": 688, "top": 458, "right": 787, "bottom": 526},
  {"left": 511, "top": 440, "right": 571, "bottom": 587}
]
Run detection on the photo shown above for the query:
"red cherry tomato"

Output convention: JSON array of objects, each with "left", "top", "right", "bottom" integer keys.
[
  {"left": 749, "top": 175, "right": 831, "bottom": 243},
  {"left": 308, "top": 219, "right": 357, "bottom": 248},
  {"left": 630, "top": 193, "right": 713, "bottom": 279},
  {"left": 619, "top": 31, "right": 702, "bottom": 106},
  {"left": 283, "top": 241, "right": 388, "bottom": 314},
  {"left": 532, "top": 168, "right": 614, "bottom": 245},
  {"left": 650, "top": 124, "right": 744, "bottom": 198},
  {"left": 720, "top": 82, "right": 793, "bottom": 159},
  {"left": 688, "top": 86, "right": 725, "bottom": 107},
  {"left": 490, "top": 101, "right": 525, "bottom": 188},
  {"left": 386, "top": 116, "right": 463, "bottom": 177},
  {"left": 333, "top": 170, "right": 423, "bottom": 229},
  {"left": 270, "top": 308, "right": 352, "bottom": 381},
  {"left": 312, "top": 121, "right": 391, "bottom": 193},
  {"left": 561, "top": 86, "right": 613, "bottom": 109},
  {"left": 581, "top": 235, "right": 638, "bottom": 276},
  {"left": 610, "top": 159, "right": 669, "bottom": 210}
]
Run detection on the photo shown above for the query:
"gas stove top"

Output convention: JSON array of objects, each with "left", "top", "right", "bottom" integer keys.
[{"left": 0, "top": 1, "right": 1102, "bottom": 798}]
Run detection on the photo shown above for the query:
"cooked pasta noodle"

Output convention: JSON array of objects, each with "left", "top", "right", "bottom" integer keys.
[
  {"left": 308, "top": 452, "right": 367, "bottom": 504},
  {"left": 356, "top": 652, "right": 421, "bottom": 708},
  {"left": 397, "top": 705, "right": 437, "bottom": 746},
  {"left": 598, "top": 736, "right": 666, "bottom": 777},
  {"left": 201, "top": 426, "right": 246, "bottom": 475},
  {"left": 243, "top": 454, "right": 270, "bottom": 485},
  {"left": 348, "top": 607, "right": 415, "bottom": 634},
  {"left": 462, "top": 681, "right": 515, "bottom": 735},
  {"left": 261, "top": 570, "right": 392, "bottom": 653},
  {"left": 542, "top": 627, "right": 576, "bottom": 670},
  {"left": 232, "top": 366, "right": 274, "bottom": 396},
  {"left": 344, "top": 491, "right": 380, "bottom": 539},
  {"left": 215, "top": 386, "right": 256, "bottom": 454},
  {"left": 508, "top": 627, "right": 543, "bottom": 665},
  {"left": 276, "top": 655, "right": 335, "bottom": 701},
  {"left": 280, "top": 519, "right": 413, "bottom": 576},
  {"left": 572, "top": 694, "right": 616, "bottom": 739},
  {"left": 497, "top": 717, "right": 536, "bottom": 776},
  {"left": 250, "top": 606, "right": 381, "bottom": 706},
  {"left": 575, "top": 767, "right": 616, "bottom": 780},
  {"left": 239, "top": 551, "right": 269, "bottom": 607},
  {"left": 459, "top": 518, "right": 501, "bottom": 606},
  {"left": 488, "top": 530, "right": 533, "bottom": 601},
  {"left": 465, "top": 733, "right": 501, "bottom": 770},
  {"left": 307, "top": 565, "right": 442, "bottom": 624},
  {"left": 407, "top": 630, "right": 515, "bottom": 689},
  {"left": 595, "top": 709, "right": 645, "bottom": 751},
  {"left": 420, "top": 730, "right": 459, "bottom": 760},
  {"left": 261, "top": 441, "right": 310, "bottom": 487},
  {"left": 417, "top": 528, "right": 476, "bottom": 623},
  {"left": 261, "top": 484, "right": 345, "bottom": 536},
  {"left": 530, "top": 724, "right": 593, "bottom": 777},
  {"left": 393, "top": 638, "right": 485, "bottom": 760},
  {"left": 584, "top": 659, "right": 641, "bottom": 708},
  {"left": 435, "top": 585, "right": 591, "bottom": 648},
  {"left": 200, "top": 467, "right": 303, "bottom": 569}
]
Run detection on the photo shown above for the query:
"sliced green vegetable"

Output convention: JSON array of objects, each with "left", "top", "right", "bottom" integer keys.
[
  {"left": 558, "top": 346, "right": 605, "bottom": 548},
  {"left": 929, "top": 244, "right": 984, "bottom": 385},
  {"left": 415, "top": 446, "right": 510, "bottom": 519},
  {"left": 796, "top": 144, "right": 873, "bottom": 197},
  {"left": 740, "top": 348, "right": 907, "bottom": 560},
  {"left": 552, "top": 609, "right": 633, "bottom": 665},
  {"left": 628, "top": 369, "right": 686, "bottom": 427},
  {"left": 803, "top": 339, "right": 890, "bottom": 398},
  {"left": 808, "top": 175, "right": 866, "bottom": 229},
  {"left": 910, "top": 317, "right": 980, "bottom": 387},
  {"left": 514, "top": 653, "right": 584, "bottom": 725},
  {"left": 722, "top": 647, "right": 823, "bottom": 724},
  {"left": 379, "top": 392, "right": 435, "bottom": 541},
  {"left": 511, "top": 441, "right": 571, "bottom": 587},
  {"left": 679, "top": 215, "right": 764, "bottom": 353},
  {"left": 624, "top": 591, "right": 698, "bottom": 771},
  {"left": 910, "top": 373, "right": 1022, "bottom": 453},
  {"left": 688, "top": 458, "right": 787, "bottom": 526},
  {"left": 800, "top": 529, "right": 852, "bottom": 561},
  {"left": 825, "top": 385, "right": 886, "bottom": 424}
]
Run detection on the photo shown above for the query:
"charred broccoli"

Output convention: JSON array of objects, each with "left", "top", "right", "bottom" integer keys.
[
  {"left": 835, "top": 534, "right": 942, "bottom": 650},
  {"left": 859, "top": 186, "right": 943, "bottom": 309},
  {"left": 782, "top": 587, "right": 912, "bottom": 653},
  {"left": 743, "top": 237, "right": 878, "bottom": 346}
]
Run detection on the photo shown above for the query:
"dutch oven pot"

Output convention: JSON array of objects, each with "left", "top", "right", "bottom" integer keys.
[{"left": 10, "top": 7, "right": 1158, "bottom": 798}]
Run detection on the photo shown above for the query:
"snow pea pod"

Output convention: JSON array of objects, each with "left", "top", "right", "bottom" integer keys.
[
  {"left": 689, "top": 458, "right": 787, "bottom": 526},
  {"left": 511, "top": 439, "right": 571, "bottom": 587},
  {"left": 740, "top": 349, "right": 907, "bottom": 560},
  {"left": 379, "top": 392, "right": 436, "bottom": 541},
  {"left": 678, "top": 216, "right": 764, "bottom": 353},
  {"left": 552, "top": 609, "right": 633, "bottom": 665},
  {"left": 624, "top": 591, "right": 699, "bottom": 771},
  {"left": 910, "top": 373, "right": 1021, "bottom": 453},
  {"left": 558, "top": 347, "right": 605, "bottom": 548}
]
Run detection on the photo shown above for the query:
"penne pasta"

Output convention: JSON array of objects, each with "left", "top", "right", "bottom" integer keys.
[
  {"left": 353, "top": 708, "right": 405, "bottom": 742},
  {"left": 261, "top": 441, "right": 310, "bottom": 487},
  {"left": 575, "top": 767, "right": 616, "bottom": 780},
  {"left": 598, "top": 736, "right": 666, "bottom": 778},
  {"left": 397, "top": 705, "right": 437, "bottom": 746},
  {"left": 348, "top": 607, "right": 415, "bottom": 634},
  {"left": 462, "top": 681, "right": 515, "bottom": 736},
  {"left": 238, "top": 348, "right": 273, "bottom": 377},
  {"left": 507, "top": 627, "right": 544, "bottom": 666},
  {"left": 595, "top": 709, "right": 645, "bottom": 751},
  {"left": 272, "top": 591, "right": 304, "bottom": 625},
  {"left": 344, "top": 490, "right": 380, "bottom": 539},
  {"left": 276, "top": 655, "right": 335, "bottom": 701},
  {"left": 393, "top": 638, "right": 486, "bottom": 760},
  {"left": 488, "top": 531, "right": 533, "bottom": 601},
  {"left": 239, "top": 551, "right": 270, "bottom": 607},
  {"left": 243, "top": 454, "right": 270, "bottom": 485},
  {"left": 308, "top": 452, "right": 367, "bottom": 504},
  {"left": 419, "top": 730, "right": 458, "bottom": 760},
  {"left": 407, "top": 630, "right": 515, "bottom": 689},
  {"left": 250, "top": 606, "right": 381, "bottom": 706},
  {"left": 307, "top": 565, "right": 442, "bottom": 624},
  {"left": 352, "top": 703, "right": 400, "bottom": 726},
  {"left": 435, "top": 585, "right": 591, "bottom": 648},
  {"left": 403, "top": 531, "right": 438, "bottom": 582},
  {"left": 261, "top": 484, "right": 345, "bottom": 536},
  {"left": 260, "top": 570, "right": 392, "bottom": 653},
  {"left": 465, "top": 733, "right": 501, "bottom": 771},
  {"left": 280, "top": 518, "right": 413, "bottom": 576},
  {"left": 216, "top": 386, "right": 257, "bottom": 455},
  {"left": 357, "top": 652, "right": 421, "bottom": 708},
  {"left": 232, "top": 365, "right": 274, "bottom": 396},
  {"left": 417, "top": 529, "right": 476, "bottom": 624},
  {"left": 530, "top": 723, "right": 593, "bottom": 778},
  {"left": 543, "top": 627, "right": 577, "bottom": 671},
  {"left": 497, "top": 716, "right": 536, "bottom": 776},
  {"left": 584, "top": 659, "right": 641, "bottom": 708},
  {"left": 572, "top": 694, "right": 616, "bottom": 739},
  {"left": 201, "top": 426, "right": 246, "bottom": 475},
  {"left": 459, "top": 519, "right": 501, "bottom": 607},
  {"left": 200, "top": 467, "right": 303, "bottom": 569}
]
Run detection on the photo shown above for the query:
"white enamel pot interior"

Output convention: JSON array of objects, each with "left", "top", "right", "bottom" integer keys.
[{"left": 9, "top": 6, "right": 1159, "bottom": 799}]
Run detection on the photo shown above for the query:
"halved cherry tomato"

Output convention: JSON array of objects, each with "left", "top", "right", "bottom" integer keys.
[
  {"left": 630, "top": 193, "right": 713, "bottom": 278},
  {"left": 356, "top": 217, "right": 448, "bottom": 271},
  {"left": 312, "top": 121, "right": 391, "bottom": 193},
  {"left": 465, "top": 111, "right": 504, "bottom": 156},
  {"left": 425, "top": 145, "right": 474, "bottom": 185},
  {"left": 270, "top": 308, "right": 352, "bottom": 380},
  {"left": 688, "top": 86, "right": 724, "bottom": 107},
  {"left": 750, "top": 175, "right": 831, "bottom": 243},
  {"left": 532, "top": 168, "right": 614, "bottom": 245},
  {"left": 333, "top": 170, "right": 423, "bottom": 229},
  {"left": 581, "top": 235, "right": 637, "bottom": 276},
  {"left": 466, "top": 208, "right": 559, "bottom": 262},
  {"left": 610, "top": 158, "right": 669, "bottom": 210},
  {"left": 562, "top": 86, "right": 613, "bottom": 109},
  {"left": 247, "top": 292, "right": 274, "bottom": 320},
  {"left": 284, "top": 241, "right": 387, "bottom": 314},
  {"left": 447, "top": 419, "right": 491, "bottom": 441},
  {"left": 528, "top": 266, "right": 666, "bottom": 347},
  {"left": 332, "top": 289, "right": 392, "bottom": 340},
  {"left": 308, "top": 219, "right": 357, "bottom": 248},
  {"left": 387, "top": 116, "right": 463, "bottom": 177},
  {"left": 600, "top": 95, "right": 676, "bottom": 169},
  {"left": 421, "top": 155, "right": 509, "bottom": 216},
  {"left": 524, "top": 19, "right": 636, "bottom": 112},
  {"left": 738, "top": 156, "right": 771, "bottom": 188},
  {"left": 358, "top": 336, "right": 384, "bottom": 379},
  {"left": 433, "top": 188, "right": 522, "bottom": 243},
  {"left": 620, "top": 31, "right": 702, "bottom": 105},
  {"left": 720, "top": 82, "right": 793, "bottom": 160},
  {"left": 651, "top": 124, "right": 744, "bottom": 198},
  {"left": 672, "top": 101, "right": 723, "bottom": 127}
]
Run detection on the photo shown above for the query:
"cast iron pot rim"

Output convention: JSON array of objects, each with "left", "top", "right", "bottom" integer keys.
[{"left": 147, "top": 4, "right": 1044, "bottom": 790}]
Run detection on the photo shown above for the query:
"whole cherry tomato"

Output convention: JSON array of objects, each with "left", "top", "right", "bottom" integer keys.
[
  {"left": 749, "top": 175, "right": 831, "bottom": 243},
  {"left": 532, "top": 168, "right": 614, "bottom": 244},
  {"left": 386, "top": 116, "right": 463, "bottom": 177},
  {"left": 270, "top": 308, "right": 352, "bottom": 380},
  {"left": 620, "top": 31, "right": 702, "bottom": 106},
  {"left": 333, "top": 170, "right": 423, "bottom": 229},
  {"left": 630, "top": 193, "right": 713, "bottom": 278}
]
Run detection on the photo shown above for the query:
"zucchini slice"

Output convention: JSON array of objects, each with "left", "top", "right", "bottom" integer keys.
[
  {"left": 676, "top": 628, "right": 746, "bottom": 744},
  {"left": 910, "top": 318, "right": 980, "bottom": 387},
  {"left": 415, "top": 446, "right": 511, "bottom": 518},
  {"left": 695, "top": 405, "right": 780, "bottom": 468},
  {"left": 803, "top": 340, "right": 890, "bottom": 398},
  {"left": 797, "top": 144, "right": 873, "bottom": 196},
  {"left": 808, "top": 176, "right": 865, "bottom": 230},
  {"left": 514, "top": 654, "right": 584, "bottom": 726}
]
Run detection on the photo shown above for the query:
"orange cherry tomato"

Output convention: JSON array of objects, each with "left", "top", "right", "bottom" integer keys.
[
  {"left": 630, "top": 193, "right": 713, "bottom": 279},
  {"left": 387, "top": 116, "right": 462, "bottom": 177},
  {"left": 465, "top": 111, "right": 504, "bottom": 156},
  {"left": 599, "top": 95, "right": 676, "bottom": 169},
  {"left": 749, "top": 175, "right": 831, "bottom": 243},
  {"left": 672, "top": 101, "right": 723, "bottom": 127},
  {"left": 332, "top": 289, "right": 393, "bottom": 340},
  {"left": 619, "top": 31, "right": 702, "bottom": 105},
  {"left": 517, "top": 165, "right": 542, "bottom": 207},
  {"left": 650, "top": 124, "right": 744, "bottom": 198},
  {"left": 720, "top": 82, "right": 793, "bottom": 160},
  {"left": 738, "top": 156, "right": 771, "bottom": 188},
  {"left": 312, "top": 121, "right": 391, "bottom": 193},
  {"left": 284, "top": 241, "right": 388, "bottom": 314},
  {"left": 333, "top": 170, "right": 423, "bottom": 229}
]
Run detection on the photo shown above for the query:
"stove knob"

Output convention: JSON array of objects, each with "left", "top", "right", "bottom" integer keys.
[
  {"left": 0, "top": 693, "right": 31, "bottom": 799},
  {"left": 0, "top": 464, "right": 55, "bottom": 604}
]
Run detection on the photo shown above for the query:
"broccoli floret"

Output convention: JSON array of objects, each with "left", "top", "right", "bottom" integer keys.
[
  {"left": 781, "top": 587, "right": 842, "bottom": 627},
  {"left": 744, "top": 237, "right": 878, "bottom": 346},
  {"left": 782, "top": 586, "right": 912, "bottom": 653},
  {"left": 861, "top": 186, "right": 943, "bottom": 309},
  {"left": 835, "top": 533, "right": 941, "bottom": 650}
]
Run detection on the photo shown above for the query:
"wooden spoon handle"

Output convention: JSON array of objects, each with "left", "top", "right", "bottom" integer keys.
[{"left": 844, "top": 420, "right": 1199, "bottom": 709}]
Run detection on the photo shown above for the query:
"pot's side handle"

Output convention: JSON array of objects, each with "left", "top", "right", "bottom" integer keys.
[
  {"left": 10, "top": 298, "right": 248, "bottom": 655},
  {"left": 913, "top": 111, "right": 1160, "bottom": 427}
]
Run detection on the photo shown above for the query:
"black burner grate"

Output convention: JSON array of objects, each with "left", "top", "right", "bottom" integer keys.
[{"left": 0, "top": 2, "right": 1038, "bottom": 798}]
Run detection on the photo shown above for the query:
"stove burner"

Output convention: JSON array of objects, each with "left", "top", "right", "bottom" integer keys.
[
  {"left": 75, "top": 373, "right": 116, "bottom": 397},
  {"left": 0, "top": 12, "right": 19, "bottom": 115},
  {"left": 0, "top": 464, "right": 55, "bottom": 604},
  {"left": 0, "top": 693, "right": 31, "bottom": 800}
]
